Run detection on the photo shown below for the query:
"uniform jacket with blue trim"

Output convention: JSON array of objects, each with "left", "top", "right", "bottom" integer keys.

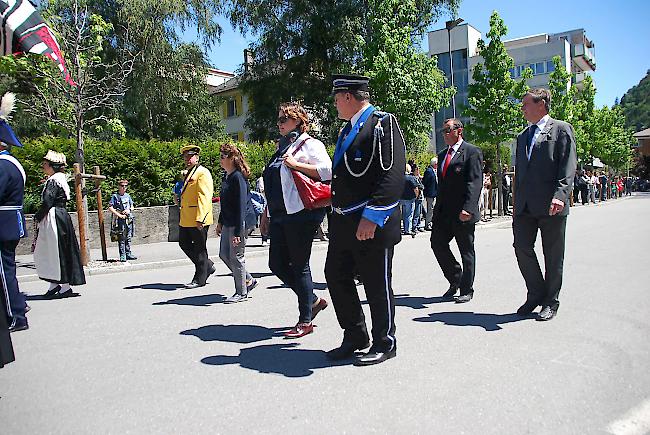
[
  {"left": 0, "top": 155, "right": 27, "bottom": 241},
  {"left": 330, "top": 110, "right": 406, "bottom": 248}
]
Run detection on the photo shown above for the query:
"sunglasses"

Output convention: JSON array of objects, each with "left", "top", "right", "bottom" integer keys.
[
  {"left": 220, "top": 153, "right": 229, "bottom": 159},
  {"left": 119, "top": 184, "right": 128, "bottom": 187},
  {"left": 277, "top": 115, "right": 292, "bottom": 124},
  {"left": 442, "top": 126, "right": 460, "bottom": 134}
]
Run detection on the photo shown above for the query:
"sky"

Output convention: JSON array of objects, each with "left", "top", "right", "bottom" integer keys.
[{"left": 182, "top": 0, "right": 650, "bottom": 107}]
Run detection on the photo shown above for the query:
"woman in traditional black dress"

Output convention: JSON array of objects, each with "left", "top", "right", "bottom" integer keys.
[{"left": 33, "top": 150, "right": 86, "bottom": 298}]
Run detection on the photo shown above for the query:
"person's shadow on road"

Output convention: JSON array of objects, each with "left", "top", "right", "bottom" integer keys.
[
  {"left": 413, "top": 311, "right": 531, "bottom": 331},
  {"left": 267, "top": 281, "right": 327, "bottom": 290},
  {"left": 180, "top": 324, "right": 287, "bottom": 343},
  {"left": 124, "top": 283, "right": 186, "bottom": 291},
  {"left": 394, "top": 293, "right": 454, "bottom": 308},
  {"left": 201, "top": 343, "right": 350, "bottom": 377},
  {"left": 154, "top": 293, "right": 226, "bottom": 307}
]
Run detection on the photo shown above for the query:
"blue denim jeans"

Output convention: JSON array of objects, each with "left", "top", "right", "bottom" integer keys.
[{"left": 400, "top": 199, "right": 415, "bottom": 233}]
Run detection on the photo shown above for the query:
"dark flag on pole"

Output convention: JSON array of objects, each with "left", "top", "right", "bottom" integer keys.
[{"left": 0, "top": 0, "right": 76, "bottom": 86}]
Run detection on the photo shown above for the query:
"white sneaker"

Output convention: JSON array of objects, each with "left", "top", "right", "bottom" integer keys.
[{"left": 225, "top": 293, "right": 247, "bottom": 304}]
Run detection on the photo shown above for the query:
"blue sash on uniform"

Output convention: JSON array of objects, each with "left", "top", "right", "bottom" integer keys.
[{"left": 332, "top": 105, "right": 375, "bottom": 169}]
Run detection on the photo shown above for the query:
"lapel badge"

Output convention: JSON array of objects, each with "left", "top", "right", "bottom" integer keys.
[{"left": 354, "top": 149, "right": 363, "bottom": 161}]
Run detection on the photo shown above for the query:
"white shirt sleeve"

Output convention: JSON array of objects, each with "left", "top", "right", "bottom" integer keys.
[{"left": 279, "top": 133, "right": 333, "bottom": 214}]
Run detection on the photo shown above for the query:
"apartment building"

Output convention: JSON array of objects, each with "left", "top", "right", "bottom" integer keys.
[{"left": 428, "top": 23, "right": 596, "bottom": 152}]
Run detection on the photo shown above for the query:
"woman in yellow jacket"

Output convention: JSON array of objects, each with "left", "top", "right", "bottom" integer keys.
[{"left": 179, "top": 145, "right": 215, "bottom": 288}]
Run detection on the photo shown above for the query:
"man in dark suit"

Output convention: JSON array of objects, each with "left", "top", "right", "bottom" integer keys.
[
  {"left": 513, "top": 88, "right": 577, "bottom": 321},
  {"left": 430, "top": 118, "right": 483, "bottom": 303},
  {"left": 325, "top": 74, "right": 406, "bottom": 366},
  {"left": 422, "top": 157, "right": 438, "bottom": 230}
]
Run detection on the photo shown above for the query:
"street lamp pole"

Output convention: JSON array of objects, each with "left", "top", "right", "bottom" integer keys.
[{"left": 446, "top": 18, "right": 464, "bottom": 118}]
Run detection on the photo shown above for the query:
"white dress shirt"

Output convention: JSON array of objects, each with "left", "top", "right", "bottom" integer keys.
[
  {"left": 527, "top": 114, "right": 550, "bottom": 160},
  {"left": 280, "top": 132, "right": 333, "bottom": 214}
]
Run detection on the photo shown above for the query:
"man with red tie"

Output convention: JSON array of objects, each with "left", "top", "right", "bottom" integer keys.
[{"left": 430, "top": 118, "right": 483, "bottom": 303}]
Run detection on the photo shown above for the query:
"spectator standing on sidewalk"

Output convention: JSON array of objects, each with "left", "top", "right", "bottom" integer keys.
[
  {"left": 108, "top": 180, "right": 137, "bottom": 262},
  {"left": 400, "top": 163, "right": 418, "bottom": 236},
  {"left": 412, "top": 166, "right": 425, "bottom": 232},
  {"left": 422, "top": 157, "right": 438, "bottom": 230}
]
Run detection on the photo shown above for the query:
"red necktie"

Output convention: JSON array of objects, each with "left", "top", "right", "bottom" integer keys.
[{"left": 442, "top": 147, "right": 454, "bottom": 177}]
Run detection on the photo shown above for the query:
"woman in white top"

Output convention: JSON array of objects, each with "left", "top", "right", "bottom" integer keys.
[{"left": 260, "top": 102, "right": 332, "bottom": 339}]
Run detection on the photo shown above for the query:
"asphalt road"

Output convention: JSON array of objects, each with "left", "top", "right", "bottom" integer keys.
[{"left": 1, "top": 195, "right": 649, "bottom": 434}]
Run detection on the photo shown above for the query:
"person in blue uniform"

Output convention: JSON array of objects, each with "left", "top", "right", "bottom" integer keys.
[
  {"left": 0, "top": 113, "right": 30, "bottom": 341},
  {"left": 325, "top": 74, "right": 406, "bottom": 366}
]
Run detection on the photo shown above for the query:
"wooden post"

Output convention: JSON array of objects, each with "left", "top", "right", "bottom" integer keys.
[
  {"left": 73, "top": 163, "right": 89, "bottom": 266},
  {"left": 94, "top": 166, "right": 107, "bottom": 261}
]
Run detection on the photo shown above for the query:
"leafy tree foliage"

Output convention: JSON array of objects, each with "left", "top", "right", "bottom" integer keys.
[
  {"left": 463, "top": 11, "right": 530, "bottom": 215},
  {"left": 110, "top": 0, "right": 226, "bottom": 140},
  {"left": 362, "top": 0, "right": 453, "bottom": 152},
  {"left": 227, "top": 0, "right": 457, "bottom": 143}
]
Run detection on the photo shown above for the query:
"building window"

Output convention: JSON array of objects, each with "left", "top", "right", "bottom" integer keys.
[
  {"left": 535, "top": 62, "right": 545, "bottom": 74},
  {"left": 546, "top": 60, "right": 556, "bottom": 73},
  {"left": 229, "top": 133, "right": 239, "bottom": 140},
  {"left": 227, "top": 99, "right": 237, "bottom": 118}
]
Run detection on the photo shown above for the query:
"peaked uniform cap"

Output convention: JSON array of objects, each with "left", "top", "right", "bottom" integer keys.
[
  {"left": 332, "top": 74, "right": 370, "bottom": 94},
  {"left": 180, "top": 144, "right": 201, "bottom": 155},
  {"left": 0, "top": 119, "right": 23, "bottom": 148}
]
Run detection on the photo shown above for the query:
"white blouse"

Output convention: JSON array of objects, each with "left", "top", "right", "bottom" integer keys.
[{"left": 279, "top": 132, "right": 332, "bottom": 214}]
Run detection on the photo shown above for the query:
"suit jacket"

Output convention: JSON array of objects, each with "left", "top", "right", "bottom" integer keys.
[
  {"left": 513, "top": 117, "right": 577, "bottom": 217},
  {"left": 330, "top": 110, "right": 406, "bottom": 249},
  {"left": 180, "top": 164, "right": 214, "bottom": 227},
  {"left": 433, "top": 140, "right": 483, "bottom": 225},
  {"left": 422, "top": 166, "right": 438, "bottom": 198}
]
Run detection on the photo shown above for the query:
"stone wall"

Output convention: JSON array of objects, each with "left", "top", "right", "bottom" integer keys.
[{"left": 16, "top": 204, "right": 222, "bottom": 255}]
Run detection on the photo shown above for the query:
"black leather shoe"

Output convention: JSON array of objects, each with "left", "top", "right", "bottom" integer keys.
[
  {"left": 9, "top": 316, "right": 28, "bottom": 332},
  {"left": 326, "top": 341, "right": 370, "bottom": 361},
  {"left": 208, "top": 264, "right": 216, "bottom": 276},
  {"left": 442, "top": 286, "right": 458, "bottom": 299},
  {"left": 44, "top": 285, "right": 61, "bottom": 299},
  {"left": 537, "top": 305, "right": 558, "bottom": 321},
  {"left": 455, "top": 293, "right": 473, "bottom": 304},
  {"left": 126, "top": 254, "right": 138, "bottom": 260},
  {"left": 517, "top": 300, "right": 540, "bottom": 316},
  {"left": 354, "top": 347, "right": 397, "bottom": 366}
]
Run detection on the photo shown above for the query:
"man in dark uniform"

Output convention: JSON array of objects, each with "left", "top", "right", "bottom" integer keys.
[
  {"left": 0, "top": 115, "right": 29, "bottom": 358},
  {"left": 430, "top": 118, "right": 483, "bottom": 304},
  {"left": 325, "top": 74, "right": 406, "bottom": 366}
]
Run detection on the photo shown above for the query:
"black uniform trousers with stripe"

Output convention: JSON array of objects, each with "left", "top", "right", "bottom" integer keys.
[
  {"left": 1, "top": 240, "right": 26, "bottom": 319},
  {"left": 325, "top": 214, "right": 396, "bottom": 353}
]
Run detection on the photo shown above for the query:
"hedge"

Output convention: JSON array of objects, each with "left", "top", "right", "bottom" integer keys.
[{"left": 12, "top": 136, "right": 277, "bottom": 213}]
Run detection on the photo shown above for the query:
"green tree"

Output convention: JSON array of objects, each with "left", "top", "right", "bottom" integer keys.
[
  {"left": 547, "top": 55, "right": 575, "bottom": 122},
  {"left": 463, "top": 10, "right": 530, "bottom": 215},
  {"left": 572, "top": 75, "right": 597, "bottom": 164},
  {"left": 228, "top": 0, "right": 457, "bottom": 142},
  {"left": 362, "top": 0, "right": 454, "bottom": 153},
  {"left": 112, "top": 0, "right": 226, "bottom": 139},
  {"left": 22, "top": 0, "right": 136, "bottom": 171}
]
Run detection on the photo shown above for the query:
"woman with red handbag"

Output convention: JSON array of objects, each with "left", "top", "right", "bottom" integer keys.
[{"left": 260, "top": 102, "right": 332, "bottom": 338}]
